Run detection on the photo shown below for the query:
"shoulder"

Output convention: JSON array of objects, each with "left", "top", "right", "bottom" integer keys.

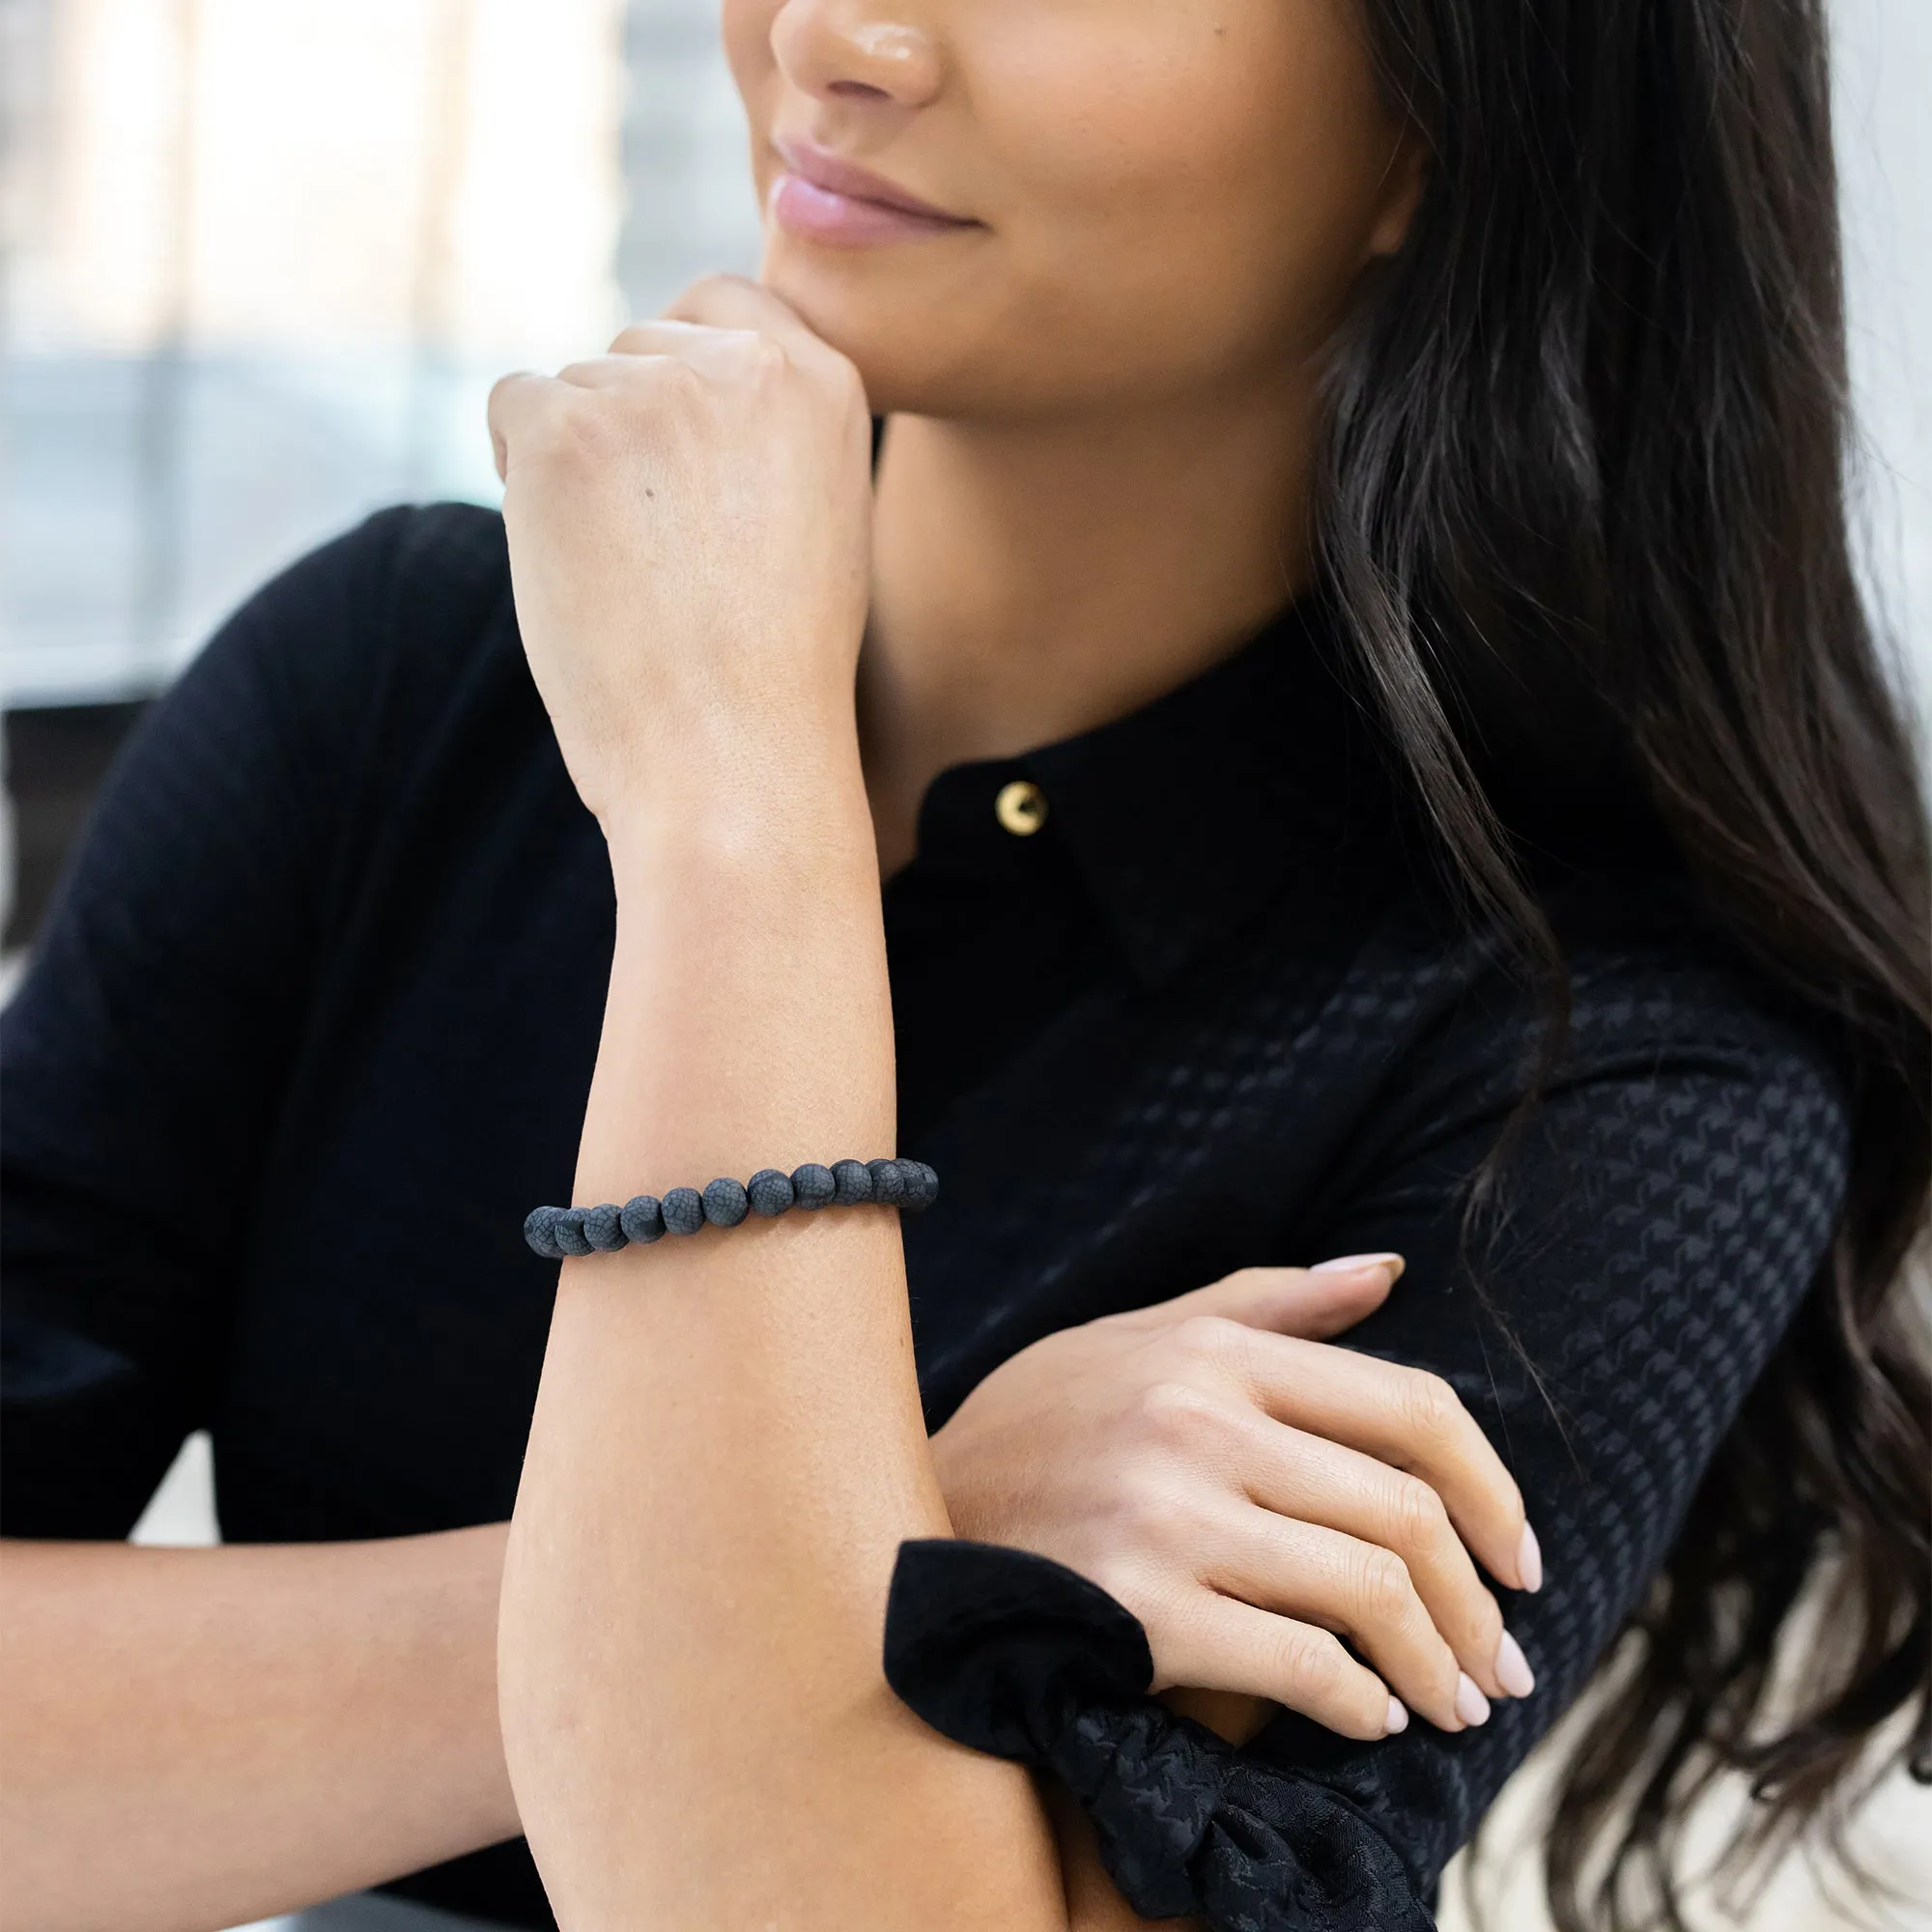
[
  {"left": 1550, "top": 873, "right": 1844, "bottom": 1097},
  {"left": 9, "top": 504, "right": 531, "bottom": 974},
  {"left": 140, "top": 501, "right": 515, "bottom": 771},
  {"left": 141, "top": 502, "right": 524, "bottom": 844},
  {"left": 213, "top": 500, "right": 512, "bottom": 716},
  {"left": 296, "top": 497, "right": 508, "bottom": 611},
  {"left": 376, "top": 498, "right": 512, "bottom": 639},
  {"left": 1546, "top": 887, "right": 1853, "bottom": 1258},
  {"left": 1354, "top": 867, "right": 1851, "bottom": 1188}
]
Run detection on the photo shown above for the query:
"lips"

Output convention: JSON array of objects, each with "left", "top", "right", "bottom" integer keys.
[{"left": 768, "top": 136, "right": 980, "bottom": 246}]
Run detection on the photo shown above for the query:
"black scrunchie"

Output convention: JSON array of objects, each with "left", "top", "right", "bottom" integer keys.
[{"left": 884, "top": 1539, "right": 1433, "bottom": 1932}]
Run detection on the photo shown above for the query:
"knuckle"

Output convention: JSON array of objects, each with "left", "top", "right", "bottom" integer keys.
[
  {"left": 655, "top": 353, "right": 707, "bottom": 399},
  {"left": 521, "top": 391, "right": 596, "bottom": 463},
  {"left": 1353, "top": 1548, "right": 1418, "bottom": 1629},
  {"left": 1134, "top": 1379, "right": 1222, "bottom": 1452},
  {"left": 1112, "top": 1471, "right": 1194, "bottom": 1549},
  {"left": 1170, "top": 1313, "right": 1243, "bottom": 1369},
  {"left": 1467, "top": 1587, "right": 1505, "bottom": 1652},
  {"left": 486, "top": 374, "right": 535, "bottom": 433},
  {"left": 737, "top": 329, "right": 789, "bottom": 378},
  {"left": 1400, "top": 1370, "right": 1463, "bottom": 1444},
  {"left": 822, "top": 354, "right": 867, "bottom": 414},
  {"left": 1273, "top": 1626, "right": 1349, "bottom": 1701},
  {"left": 1390, "top": 1475, "right": 1451, "bottom": 1553},
  {"left": 1207, "top": 1265, "right": 1268, "bottom": 1305},
  {"left": 1102, "top": 1559, "right": 1186, "bottom": 1632}
]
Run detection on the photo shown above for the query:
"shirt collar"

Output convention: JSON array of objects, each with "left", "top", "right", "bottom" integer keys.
[{"left": 1015, "top": 593, "right": 1405, "bottom": 990}]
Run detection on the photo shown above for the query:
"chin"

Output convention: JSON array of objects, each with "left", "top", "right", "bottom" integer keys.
[{"left": 759, "top": 236, "right": 1044, "bottom": 421}]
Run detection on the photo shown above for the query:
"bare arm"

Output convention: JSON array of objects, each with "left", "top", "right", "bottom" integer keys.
[
  {"left": 0, "top": 1288, "right": 1534, "bottom": 1932},
  {"left": 490, "top": 281, "right": 1083, "bottom": 1930},
  {"left": 486, "top": 268, "right": 1558, "bottom": 1928},
  {"left": 0, "top": 1529, "right": 518, "bottom": 1932}
]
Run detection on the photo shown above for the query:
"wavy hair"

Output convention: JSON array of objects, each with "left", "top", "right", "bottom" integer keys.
[{"left": 1314, "top": 1, "right": 1932, "bottom": 1924}]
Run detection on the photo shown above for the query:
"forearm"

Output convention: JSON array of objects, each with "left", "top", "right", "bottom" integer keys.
[
  {"left": 0, "top": 1528, "right": 517, "bottom": 1932},
  {"left": 497, "top": 771, "right": 1065, "bottom": 1931}
]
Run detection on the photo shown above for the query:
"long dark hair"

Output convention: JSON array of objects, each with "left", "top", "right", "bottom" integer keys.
[{"left": 1314, "top": 1, "right": 1931, "bottom": 1925}]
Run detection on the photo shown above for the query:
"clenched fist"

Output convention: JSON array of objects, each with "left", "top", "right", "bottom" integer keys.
[{"left": 488, "top": 276, "right": 874, "bottom": 834}]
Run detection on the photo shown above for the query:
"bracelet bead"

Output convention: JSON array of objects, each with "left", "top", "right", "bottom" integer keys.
[
  {"left": 748, "top": 1168, "right": 795, "bottom": 1216},
  {"left": 582, "top": 1203, "right": 626, "bottom": 1251},
  {"left": 620, "top": 1194, "right": 666, "bottom": 1243},
  {"left": 661, "top": 1186, "right": 705, "bottom": 1236},
  {"left": 523, "top": 1206, "right": 565, "bottom": 1259},
  {"left": 790, "top": 1162, "right": 837, "bottom": 1209},
  {"left": 830, "top": 1158, "right": 874, "bottom": 1206},
  {"left": 524, "top": 1157, "right": 936, "bottom": 1260},
  {"left": 702, "top": 1177, "right": 751, "bottom": 1227}
]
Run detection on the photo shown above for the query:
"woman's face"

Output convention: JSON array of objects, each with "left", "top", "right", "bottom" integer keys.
[{"left": 724, "top": 0, "right": 1420, "bottom": 419}]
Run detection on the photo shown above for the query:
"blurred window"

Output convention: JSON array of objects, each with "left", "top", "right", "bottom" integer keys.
[{"left": 0, "top": 0, "right": 763, "bottom": 711}]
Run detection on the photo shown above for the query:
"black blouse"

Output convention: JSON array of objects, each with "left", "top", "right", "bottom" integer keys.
[{"left": 0, "top": 504, "right": 1847, "bottom": 1927}]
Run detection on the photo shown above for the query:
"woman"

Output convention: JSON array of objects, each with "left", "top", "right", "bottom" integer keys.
[{"left": 3, "top": 0, "right": 1925, "bottom": 1928}]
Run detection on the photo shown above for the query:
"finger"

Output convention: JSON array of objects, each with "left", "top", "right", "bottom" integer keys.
[
  {"left": 486, "top": 370, "right": 565, "bottom": 480},
  {"left": 1158, "top": 1589, "right": 1405, "bottom": 1742},
  {"left": 576, "top": 327, "right": 774, "bottom": 386},
  {"left": 552, "top": 344, "right": 750, "bottom": 411},
  {"left": 1233, "top": 1415, "right": 1523, "bottom": 1702},
  {"left": 1174, "top": 1319, "right": 1536, "bottom": 1592},
  {"left": 1203, "top": 1504, "right": 1483, "bottom": 1732},
  {"left": 558, "top": 348, "right": 684, "bottom": 387},
  {"left": 1128, "top": 1260, "right": 1399, "bottom": 1342},
  {"left": 657, "top": 272, "right": 806, "bottom": 338},
  {"left": 655, "top": 273, "right": 854, "bottom": 382}
]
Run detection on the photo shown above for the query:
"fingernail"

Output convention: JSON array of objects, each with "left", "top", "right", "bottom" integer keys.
[
  {"left": 1455, "top": 1672, "right": 1492, "bottom": 1727},
  {"left": 1312, "top": 1252, "right": 1406, "bottom": 1279},
  {"left": 1384, "top": 1696, "right": 1409, "bottom": 1735},
  {"left": 1517, "top": 1522, "right": 1544, "bottom": 1594},
  {"left": 1494, "top": 1630, "right": 1536, "bottom": 1698}
]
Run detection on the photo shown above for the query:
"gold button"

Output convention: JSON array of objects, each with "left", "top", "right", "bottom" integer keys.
[{"left": 995, "top": 779, "right": 1047, "bottom": 837}]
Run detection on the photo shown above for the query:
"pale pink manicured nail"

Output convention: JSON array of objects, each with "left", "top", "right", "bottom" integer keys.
[
  {"left": 1517, "top": 1522, "right": 1544, "bottom": 1594},
  {"left": 1494, "top": 1630, "right": 1536, "bottom": 1698},
  {"left": 1311, "top": 1252, "right": 1406, "bottom": 1277},
  {"left": 1384, "top": 1696, "right": 1409, "bottom": 1735},
  {"left": 1455, "top": 1673, "right": 1492, "bottom": 1727}
]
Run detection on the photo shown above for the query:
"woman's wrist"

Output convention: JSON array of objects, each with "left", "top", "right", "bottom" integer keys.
[
  {"left": 573, "top": 734, "right": 893, "bottom": 1208},
  {"left": 600, "top": 790, "right": 878, "bottom": 919},
  {"left": 596, "top": 713, "right": 874, "bottom": 894}
]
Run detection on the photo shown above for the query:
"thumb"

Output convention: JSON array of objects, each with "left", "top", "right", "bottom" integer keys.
[{"left": 1159, "top": 1257, "right": 1404, "bottom": 1340}]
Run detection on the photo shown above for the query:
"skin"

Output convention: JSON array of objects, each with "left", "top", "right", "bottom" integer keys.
[
  {"left": 935, "top": 1264, "right": 1539, "bottom": 1737},
  {"left": 0, "top": 1272, "right": 1532, "bottom": 1931},
  {"left": 490, "top": 1, "right": 1533, "bottom": 1926},
  {"left": 0, "top": 1531, "right": 520, "bottom": 1932},
  {"left": 0, "top": 1, "right": 1547, "bottom": 1925},
  {"left": 728, "top": 0, "right": 1429, "bottom": 870}
]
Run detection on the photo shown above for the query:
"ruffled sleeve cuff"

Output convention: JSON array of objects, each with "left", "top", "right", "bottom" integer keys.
[{"left": 884, "top": 1538, "right": 1433, "bottom": 1931}]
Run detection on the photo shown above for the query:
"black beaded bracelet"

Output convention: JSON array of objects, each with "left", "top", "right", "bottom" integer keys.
[{"left": 523, "top": 1157, "right": 939, "bottom": 1260}]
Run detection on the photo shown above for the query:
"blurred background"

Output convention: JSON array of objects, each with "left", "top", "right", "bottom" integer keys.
[
  {"left": 1, "top": 0, "right": 1927, "bottom": 1927},
  {"left": 0, "top": 0, "right": 762, "bottom": 948}
]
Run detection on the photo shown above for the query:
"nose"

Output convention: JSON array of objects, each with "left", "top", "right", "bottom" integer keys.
[{"left": 770, "top": 0, "right": 942, "bottom": 109}]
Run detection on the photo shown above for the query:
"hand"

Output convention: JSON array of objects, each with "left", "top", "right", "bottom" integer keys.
[
  {"left": 928, "top": 1259, "right": 1542, "bottom": 1742},
  {"left": 486, "top": 276, "right": 875, "bottom": 831}
]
